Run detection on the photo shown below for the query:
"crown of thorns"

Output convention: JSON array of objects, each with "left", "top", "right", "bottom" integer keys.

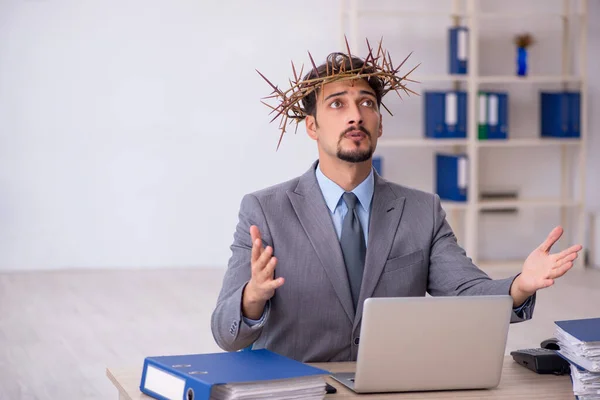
[{"left": 257, "top": 37, "right": 420, "bottom": 149}]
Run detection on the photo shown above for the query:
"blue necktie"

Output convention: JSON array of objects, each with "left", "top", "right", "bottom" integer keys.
[{"left": 340, "top": 192, "right": 366, "bottom": 310}]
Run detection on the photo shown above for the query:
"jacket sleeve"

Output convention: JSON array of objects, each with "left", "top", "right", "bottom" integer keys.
[
  {"left": 211, "top": 194, "right": 274, "bottom": 351},
  {"left": 427, "top": 194, "right": 535, "bottom": 323}
]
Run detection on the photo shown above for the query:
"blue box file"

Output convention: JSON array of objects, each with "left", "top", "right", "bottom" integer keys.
[
  {"left": 449, "top": 27, "right": 468, "bottom": 74},
  {"left": 372, "top": 156, "right": 382, "bottom": 176},
  {"left": 541, "top": 92, "right": 581, "bottom": 138},
  {"left": 424, "top": 91, "right": 467, "bottom": 139},
  {"left": 485, "top": 92, "right": 508, "bottom": 139},
  {"left": 568, "top": 92, "right": 581, "bottom": 138},
  {"left": 436, "top": 154, "right": 468, "bottom": 202}
]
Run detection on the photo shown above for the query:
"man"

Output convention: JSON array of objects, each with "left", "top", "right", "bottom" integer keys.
[{"left": 211, "top": 47, "right": 583, "bottom": 363}]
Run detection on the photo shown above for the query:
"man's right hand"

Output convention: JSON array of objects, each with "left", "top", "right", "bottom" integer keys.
[{"left": 241, "top": 225, "right": 285, "bottom": 320}]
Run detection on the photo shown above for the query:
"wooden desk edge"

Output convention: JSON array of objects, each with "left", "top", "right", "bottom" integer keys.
[{"left": 107, "top": 356, "right": 574, "bottom": 399}]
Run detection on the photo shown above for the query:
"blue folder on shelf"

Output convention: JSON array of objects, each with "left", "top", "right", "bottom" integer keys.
[
  {"left": 373, "top": 156, "right": 383, "bottom": 176},
  {"left": 485, "top": 92, "right": 508, "bottom": 139},
  {"left": 448, "top": 26, "right": 468, "bottom": 74},
  {"left": 435, "top": 153, "right": 468, "bottom": 202},
  {"left": 541, "top": 91, "right": 581, "bottom": 138},
  {"left": 568, "top": 91, "right": 581, "bottom": 138},
  {"left": 139, "top": 349, "right": 329, "bottom": 400},
  {"left": 424, "top": 91, "right": 467, "bottom": 139}
]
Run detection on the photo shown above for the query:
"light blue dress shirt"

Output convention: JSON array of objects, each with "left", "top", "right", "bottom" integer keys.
[{"left": 315, "top": 164, "right": 374, "bottom": 244}]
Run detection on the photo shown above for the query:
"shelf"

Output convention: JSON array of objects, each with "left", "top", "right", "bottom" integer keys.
[
  {"left": 477, "top": 198, "right": 581, "bottom": 210},
  {"left": 346, "top": 11, "right": 585, "bottom": 20},
  {"left": 477, "top": 12, "right": 584, "bottom": 20},
  {"left": 412, "top": 75, "right": 581, "bottom": 84},
  {"left": 349, "top": 10, "right": 465, "bottom": 18},
  {"left": 378, "top": 138, "right": 581, "bottom": 148},
  {"left": 478, "top": 75, "right": 581, "bottom": 84},
  {"left": 378, "top": 139, "right": 467, "bottom": 147},
  {"left": 344, "top": 0, "right": 588, "bottom": 267},
  {"left": 413, "top": 74, "right": 469, "bottom": 82},
  {"left": 440, "top": 199, "right": 581, "bottom": 212},
  {"left": 441, "top": 201, "right": 468, "bottom": 211},
  {"left": 477, "top": 138, "right": 581, "bottom": 147},
  {"left": 477, "top": 260, "right": 524, "bottom": 270}
]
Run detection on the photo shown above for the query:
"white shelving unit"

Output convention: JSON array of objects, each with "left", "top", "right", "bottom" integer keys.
[{"left": 341, "top": 0, "right": 588, "bottom": 268}]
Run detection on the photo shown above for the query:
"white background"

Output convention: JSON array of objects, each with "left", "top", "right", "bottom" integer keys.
[{"left": 0, "top": 0, "right": 597, "bottom": 270}]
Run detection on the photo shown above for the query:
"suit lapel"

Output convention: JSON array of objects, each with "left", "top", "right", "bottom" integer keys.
[
  {"left": 287, "top": 162, "right": 355, "bottom": 323},
  {"left": 354, "top": 174, "right": 406, "bottom": 330}
]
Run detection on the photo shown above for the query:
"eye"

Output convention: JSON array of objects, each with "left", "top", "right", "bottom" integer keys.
[
  {"left": 361, "top": 99, "right": 375, "bottom": 107},
  {"left": 329, "top": 100, "right": 343, "bottom": 109}
]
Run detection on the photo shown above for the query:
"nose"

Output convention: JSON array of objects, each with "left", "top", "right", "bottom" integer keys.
[{"left": 346, "top": 103, "right": 363, "bottom": 126}]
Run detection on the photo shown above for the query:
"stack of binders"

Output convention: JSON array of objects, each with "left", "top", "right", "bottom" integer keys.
[
  {"left": 554, "top": 318, "right": 600, "bottom": 399},
  {"left": 140, "top": 349, "right": 329, "bottom": 400},
  {"left": 478, "top": 91, "right": 508, "bottom": 140},
  {"left": 540, "top": 91, "right": 581, "bottom": 138},
  {"left": 424, "top": 91, "right": 467, "bottom": 138}
]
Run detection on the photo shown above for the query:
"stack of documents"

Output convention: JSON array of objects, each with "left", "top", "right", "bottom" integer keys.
[
  {"left": 140, "top": 349, "right": 329, "bottom": 400},
  {"left": 555, "top": 317, "right": 600, "bottom": 399},
  {"left": 210, "top": 376, "right": 326, "bottom": 400}
]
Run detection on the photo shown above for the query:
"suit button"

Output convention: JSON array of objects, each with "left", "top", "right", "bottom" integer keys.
[{"left": 354, "top": 337, "right": 360, "bottom": 345}]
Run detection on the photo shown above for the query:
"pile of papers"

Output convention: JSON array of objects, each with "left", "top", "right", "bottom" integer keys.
[
  {"left": 555, "top": 317, "right": 600, "bottom": 399},
  {"left": 570, "top": 365, "right": 600, "bottom": 400},
  {"left": 210, "top": 376, "right": 326, "bottom": 400}
]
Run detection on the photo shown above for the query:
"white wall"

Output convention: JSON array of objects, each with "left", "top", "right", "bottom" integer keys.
[{"left": 0, "top": 0, "right": 597, "bottom": 270}]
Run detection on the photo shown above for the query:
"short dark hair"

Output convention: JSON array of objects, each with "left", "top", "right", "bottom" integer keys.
[{"left": 300, "top": 52, "right": 385, "bottom": 118}]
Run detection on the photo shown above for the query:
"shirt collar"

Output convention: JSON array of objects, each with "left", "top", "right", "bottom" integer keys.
[{"left": 315, "top": 162, "right": 375, "bottom": 213}]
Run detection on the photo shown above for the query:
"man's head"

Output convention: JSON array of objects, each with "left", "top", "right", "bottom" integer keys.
[
  {"left": 256, "top": 39, "right": 417, "bottom": 153},
  {"left": 302, "top": 53, "right": 384, "bottom": 164},
  {"left": 301, "top": 53, "right": 385, "bottom": 119}
]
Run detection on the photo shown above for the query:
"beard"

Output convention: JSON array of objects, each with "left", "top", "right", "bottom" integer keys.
[{"left": 336, "top": 126, "right": 375, "bottom": 163}]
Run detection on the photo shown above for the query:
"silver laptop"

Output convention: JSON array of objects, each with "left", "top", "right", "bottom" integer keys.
[{"left": 332, "top": 295, "right": 513, "bottom": 393}]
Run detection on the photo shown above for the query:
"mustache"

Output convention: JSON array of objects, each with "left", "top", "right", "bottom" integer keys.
[{"left": 341, "top": 125, "right": 372, "bottom": 138}]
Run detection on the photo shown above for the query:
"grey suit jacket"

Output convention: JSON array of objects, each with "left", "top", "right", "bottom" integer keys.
[{"left": 211, "top": 162, "right": 535, "bottom": 362}]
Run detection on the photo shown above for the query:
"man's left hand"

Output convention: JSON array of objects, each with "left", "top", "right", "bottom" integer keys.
[{"left": 511, "top": 226, "right": 583, "bottom": 307}]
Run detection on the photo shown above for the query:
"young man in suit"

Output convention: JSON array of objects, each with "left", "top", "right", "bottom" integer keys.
[{"left": 211, "top": 49, "right": 583, "bottom": 362}]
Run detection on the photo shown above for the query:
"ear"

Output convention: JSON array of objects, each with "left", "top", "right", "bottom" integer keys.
[
  {"left": 305, "top": 115, "right": 318, "bottom": 140},
  {"left": 377, "top": 114, "right": 383, "bottom": 138}
]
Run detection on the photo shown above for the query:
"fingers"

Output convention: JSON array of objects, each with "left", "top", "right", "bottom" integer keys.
[
  {"left": 250, "top": 225, "right": 264, "bottom": 263},
  {"left": 253, "top": 245, "right": 273, "bottom": 272},
  {"left": 251, "top": 238, "right": 261, "bottom": 263},
  {"left": 550, "top": 261, "right": 574, "bottom": 279},
  {"left": 250, "top": 225, "right": 262, "bottom": 244},
  {"left": 261, "top": 255, "right": 278, "bottom": 280},
  {"left": 538, "top": 226, "right": 564, "bottom": 253},
  {"left": 541, "top": 278, "right": 555, "bottom": 288},
  {"left": 555, "top": 250, "right": 579, "bottom": 266},
  {"left": 265, "top": 276, "right": 285, "bottom": 291},
  {"left": 554, "top": 244, "right": 583, "bottom": 263}
]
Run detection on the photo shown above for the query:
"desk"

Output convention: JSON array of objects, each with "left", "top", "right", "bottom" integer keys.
[{"left": 106, "top": 356, "right": 574, "bottom": 399}]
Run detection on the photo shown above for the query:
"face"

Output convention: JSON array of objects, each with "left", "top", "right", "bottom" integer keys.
[{"left": 305, "top": 79, "right": 382, "bottom": 164}]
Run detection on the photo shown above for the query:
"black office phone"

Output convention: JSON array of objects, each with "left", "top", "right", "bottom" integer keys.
[{"left": 510, "top": 338, "right": 571, "bottom": 375}]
